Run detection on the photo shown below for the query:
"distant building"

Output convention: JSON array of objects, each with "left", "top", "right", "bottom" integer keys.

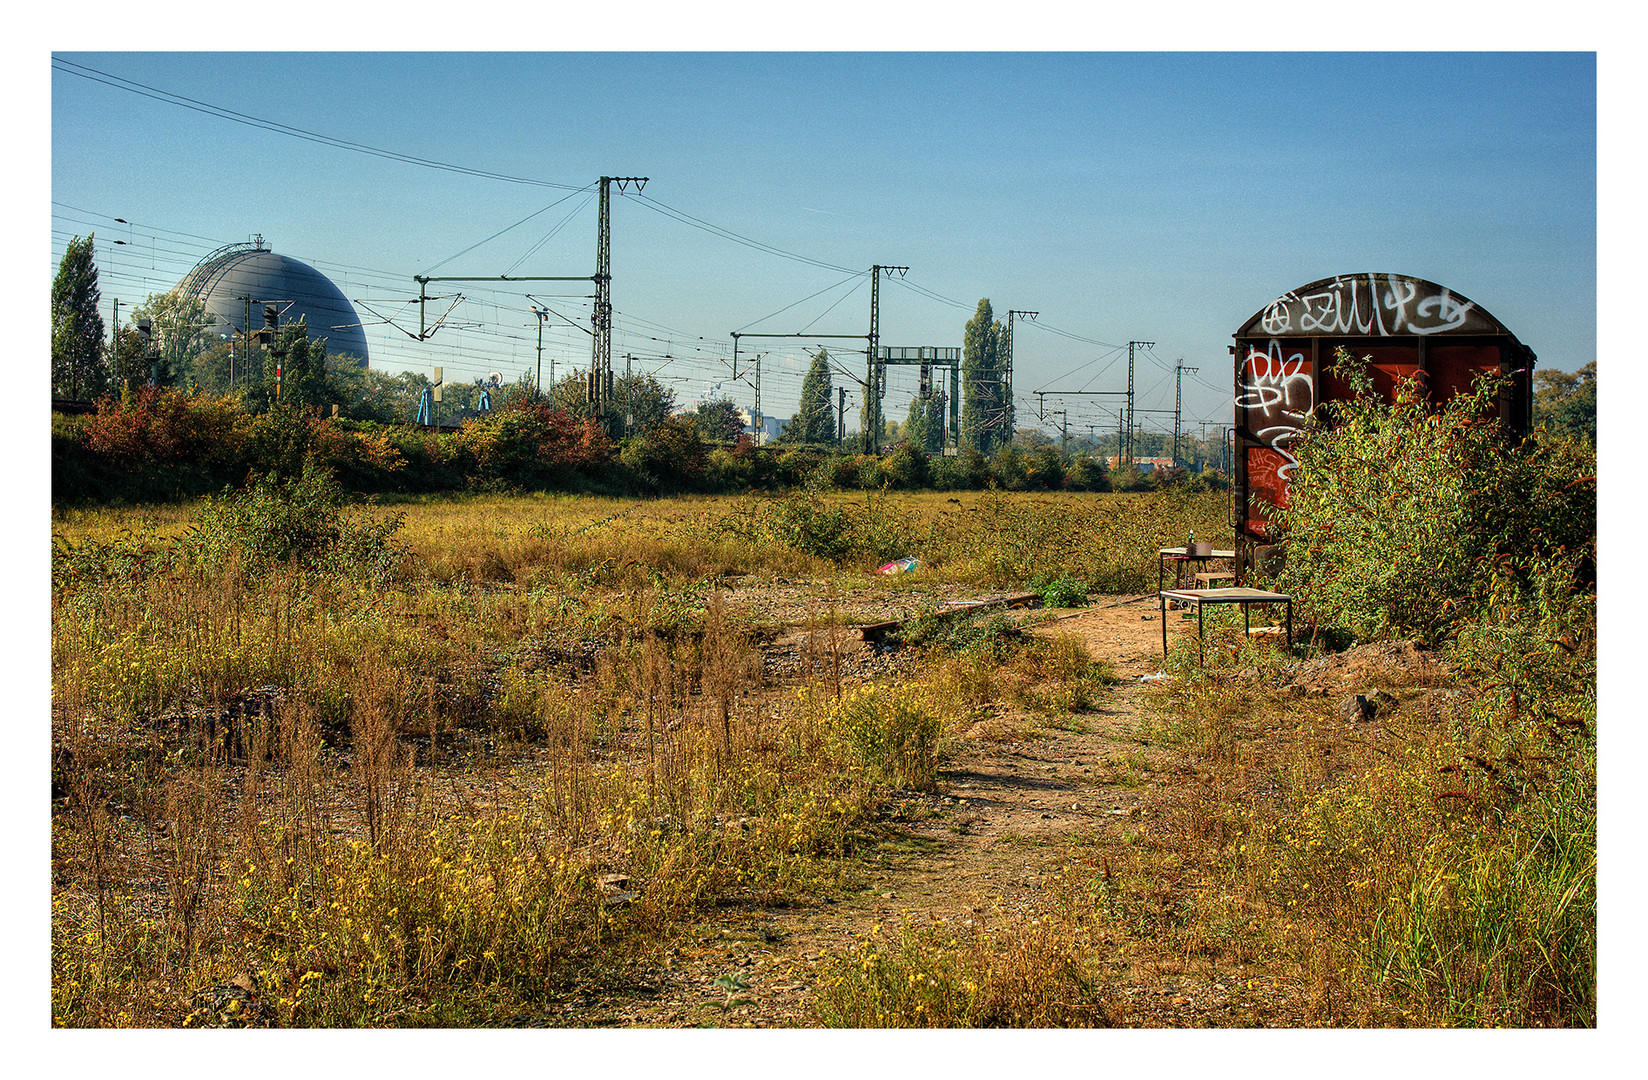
[
  {"left": 735, "top": 408, "right": 787, "bottom": 444},
  {"left": 1107, "top": 455, "right": 1177, "bottom": 472}
]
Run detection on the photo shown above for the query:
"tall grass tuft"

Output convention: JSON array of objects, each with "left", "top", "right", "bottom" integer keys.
[{"left": 814, "top": 917, "right": 1116, "bottom": 1027}]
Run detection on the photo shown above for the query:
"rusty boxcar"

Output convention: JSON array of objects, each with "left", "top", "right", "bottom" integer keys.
[{"left": 1229, "top": 272, "right": 1536, "bottom": 573}]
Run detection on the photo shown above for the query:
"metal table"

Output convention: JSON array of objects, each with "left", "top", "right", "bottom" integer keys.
[
  {"left": 1158, "top": 547, "right": 1237, "bottom": 591},
  {"left": 1159, "top": 587, "right": 1293, "bottom": 662}
]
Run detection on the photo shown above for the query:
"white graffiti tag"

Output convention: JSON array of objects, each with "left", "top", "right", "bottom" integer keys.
[
  {"left": 1257, "top": 275, "right": 1485, "bottom": 338},
  {"left": 1297, "top": 281, "right": 1380, "bottom": 335},
  {"left": 1238, "top": 341, "right": 1312, "bottom": 483},
  {"left": 1409, "top": 289, "right": 1476, "bottom": 335}
]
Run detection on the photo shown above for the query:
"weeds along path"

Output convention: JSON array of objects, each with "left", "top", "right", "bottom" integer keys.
[{"left": 540, "top": 595, "right": 1192, "bottom": 1028}]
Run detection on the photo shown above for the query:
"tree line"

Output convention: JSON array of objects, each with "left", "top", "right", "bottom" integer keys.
[{"left": 54, "top": 234, "right": 1595, "bottom": 477}]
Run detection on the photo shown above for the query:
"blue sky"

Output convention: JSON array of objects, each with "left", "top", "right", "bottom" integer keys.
[{"left": 48, "top": 47, "right": 1597, "bottom": 436}]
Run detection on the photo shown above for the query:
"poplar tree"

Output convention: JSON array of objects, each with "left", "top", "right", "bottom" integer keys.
[
  {"left": 904, "top": 391, "right": 945, "bottom": 453},
  {"left": 792, "top": 349, "right": 836, "bottom": 444},
  {"left": 961, "top": 299, "right": 1005, "bottom": 454},
  {"left": 51, "top": 234, "right": 107, "bottom": 400},
  {"left": 241, "top": 320, "right": 334, "bottom": 413}
]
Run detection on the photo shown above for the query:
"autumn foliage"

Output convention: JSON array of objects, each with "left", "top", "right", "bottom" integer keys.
[{"left": 58, "top": 389, "right": 622, "bottom": 502}]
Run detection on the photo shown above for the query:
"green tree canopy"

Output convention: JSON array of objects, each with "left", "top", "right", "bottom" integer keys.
[
  {"left": 547, "top": 370, "right": 676, "bottom": 435},
  {"left": 52, "top": 235, "right": 107, "bottom": 400},
  {"left": 132, "top": 291, "right": 214, "bottom": 389},
  {"left": 789, "top": 349, "right": 837, "bottom": 445},
  {"left": 903, "top": 392, "right": 945, "bottom": 453},
  {"left": 687, "top": 397, "right": 745, "bottom": 444},
  {"left": 961, "top": 299, "right": 1006, "bottom": 455},
  {"left": 1534, "top": 360, "right": 1596, "bottom": 443},
  {"left": 240, "top": 320, "right": 335, "bottom": 414},
  {"left": 106, "top": 324, "right": 149, "bottom": 395}
]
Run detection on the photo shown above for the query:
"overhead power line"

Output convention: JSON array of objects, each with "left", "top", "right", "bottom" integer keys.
[
  {"left": 53, "top": 58, "right": 590, "bottom": 191},
  {"left": 625, "top": 191, "right": 859, "bottom": 276}
]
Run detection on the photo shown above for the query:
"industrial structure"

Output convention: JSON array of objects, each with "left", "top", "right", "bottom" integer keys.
[
  {"left": 174, "top": 236, "right": 370, "bottom": 365},
  {"left": 1229, "top": 272, "right": 1536, "bottom": 570}
]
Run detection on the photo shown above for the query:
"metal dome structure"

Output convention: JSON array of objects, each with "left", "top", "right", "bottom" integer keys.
[{"left": 175, "top": 236, "right": 370, "bottom": 366}]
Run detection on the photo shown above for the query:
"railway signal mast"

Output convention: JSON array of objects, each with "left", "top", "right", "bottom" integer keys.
[
  {"left": 411, "top": 174, "right": 646, "bottom": 429},
  {"left": 1174, "top": 360, "right": 1199, "bottom": 465}
]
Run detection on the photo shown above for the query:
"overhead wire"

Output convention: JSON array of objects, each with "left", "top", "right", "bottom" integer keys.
[
  {"left": 423, "top": 186, "right": 597, "bottom": 277},
  {"left": 732, "top": 270, "right": 866, "bottom": 334},
  {"left": 50, "top": 65, "right": 1235, "bottom": 425},
  {"left": 53, "top": 59, "right": 588, "bottom": 191},
  {"left": 623, "top": 190, "right": 859, "bottom": 276}
]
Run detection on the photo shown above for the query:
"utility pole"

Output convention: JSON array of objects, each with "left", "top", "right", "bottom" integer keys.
[
  {"left": 591, "top": 176, "right": 647, "bottom": 425},
  {"left": 838, "top": 386, "right": 847, "bottom": 445},
  {"left": 530, "top": 306, "right": 549, "bottom": 391},
  {"left": 110, "top": 299, "right": 121, "bottom": 390},
  {"left": 1173, "top": 360, "right": 1198, "bottom": 465},
  {"left": 1126, "top": 340, "right": 1154, "bottom": 463},
  {"left": 866, "top": 265, "right": 908, "bottom": 453},
  {"left": 624, "top": 354, "right": 634, "bottom": 438},
  {"left": 235, "top": 294, "right": 254, "bottom": 389},
  {"left": 1004, "top": 310, "right": 1037, "bottom": 449}
]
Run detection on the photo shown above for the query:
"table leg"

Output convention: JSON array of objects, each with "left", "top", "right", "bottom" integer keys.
[
  {"left": 1197, "top": 600, "right": 1205, "bottom": 665},
  {"left": 1160, "top": 592, "right": 1168, "bottom": 657},
  {"left": 1286, "top": 600, "right": 1293, "bottom": 649}
]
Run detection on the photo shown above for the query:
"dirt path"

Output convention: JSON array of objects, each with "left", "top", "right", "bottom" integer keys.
[{"left": 534, "top": 596, "right": 1199, "bottom": 1027}]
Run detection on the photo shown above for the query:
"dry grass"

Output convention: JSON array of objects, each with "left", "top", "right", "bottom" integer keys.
[
  {"left": 52, "top": 488, "right": 989, "bottom": 1026},
  {"left": 52, "top": 486, "right": 1591, "bottom": 1028},
  {"left": 1097, "top": 624, "right": 1597, "bottom": 1027}
]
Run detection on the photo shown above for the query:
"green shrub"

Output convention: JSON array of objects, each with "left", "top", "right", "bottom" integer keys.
[
  {"left": 1276, "top": 350, "right": 1596, "bottom": 646},
  {"left": 775, "top": 449, "right": 822, "bottom": 487},
  {"left": 880, "top": 444, "right": 931, "bottom": 490},
  {"left": 453, "top": 400, "right": 615, "bottom": 490},
  {"left": 1064, "top": 456, "right": 1110, "bottom": 492},
  {"left": 891, "top": 609, "right": 1024, "bottom": 663},
  {"left": 930, "top": 448, "right": 991, "bottom": 491},
  {"left": 830, "top": 684, "right": 943, "bottom": 791},
  {"left": 186, "top": 461, "right": 406, "bottom": 581},
  {"left": 990, "top": 444, "right": 1027, "bottom": 489},
  {"left": 810, "top": 454, "right": 865, "bottom": 491},
  {"left": 770, "top": 488, "right": 855, "bottom": 560},
  {"left": 1108, "top": 463, "right": 1149, "bottom": 492},
  {"left": 1024, "top": 446, "right": 1065, "bottom": 490},
  {"left": 83, "top": 386, "right": 245, "bottom": 469},
  {"left": 855, "top": 456, "right": 885, "bottom": 490},
  {"left": 618, "top": 417, "right": 709, "bottom": 492},
  {"left": 1034, "top": 572, "right": 1088, "bottom": 608}
]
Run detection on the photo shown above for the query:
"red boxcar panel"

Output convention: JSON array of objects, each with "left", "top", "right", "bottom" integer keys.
[
  {"left": 1244, "top": 445, "right": 1295, "bottom": 533},
  {"left": 1427, "top": 342, "right": 1503, "bottom": 404},
  {"left": 1317, "top": 343, "right": 1422, "bottom": 406}
]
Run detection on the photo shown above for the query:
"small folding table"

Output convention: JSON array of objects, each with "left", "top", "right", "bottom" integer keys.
[{"left": 1158, "top": 587, "right": 1293, "bottom": 663}]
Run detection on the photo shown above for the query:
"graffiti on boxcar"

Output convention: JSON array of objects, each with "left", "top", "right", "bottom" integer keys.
[
  {"left": 1238, "top": 341, "right": 1313, "bottom": 523},
  {"left": 1239, "top": 340, "right": 1312, "bottom": 453},
  {"left": 1245, "top": 446, "right": 1294, "bottom": 518},
  {"left": 1259, "top": 273, "right": 1490, "bottom": 338}
]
